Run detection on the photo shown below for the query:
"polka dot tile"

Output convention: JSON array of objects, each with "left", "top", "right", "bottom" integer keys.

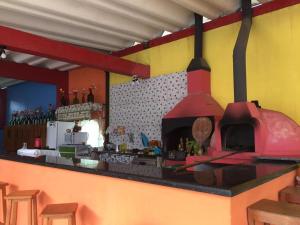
[{"left": 109, "top": 71, "right": 187, "bottom": 149}]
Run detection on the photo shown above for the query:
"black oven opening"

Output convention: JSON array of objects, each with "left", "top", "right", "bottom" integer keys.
[{"left": 221, "top": 123, "right": 255, "bottom": 152}]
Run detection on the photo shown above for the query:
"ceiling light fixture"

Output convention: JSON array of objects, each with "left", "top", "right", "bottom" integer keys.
[
  {"left": 0, "top": 46, "right": 7, "bottom": 59},
  {"left": 132, "top": 75, "right": 139, "bottom": 85}
]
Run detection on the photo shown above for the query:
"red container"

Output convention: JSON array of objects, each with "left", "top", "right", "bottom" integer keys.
[{"left": 34, "top": 137, "right": 42, "bottom": 149}]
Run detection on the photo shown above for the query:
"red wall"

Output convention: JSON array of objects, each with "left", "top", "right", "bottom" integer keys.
[{"left": 68, "top": 67, "right": 106, "bottom": 104}]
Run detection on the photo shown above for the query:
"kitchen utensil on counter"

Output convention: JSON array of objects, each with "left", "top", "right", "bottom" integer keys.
[
  {"left": 64, "top": 132, "right": 89, "bottom": 145},
  {"left": 22, "top": 142, "right": 27, "bottom": 149},
  {"left": 34, "top": 137, "right": 42, "bottom": 149},
  {"left": 46, "top": 121, "right": 75, "bottom": 149},
  {"left": 105, "top": 143, "right": 116, "bottom": 151},
  {"left": 156, "top": 156, "right": 163, "bottom": 168},
  {"left": 17, "top": 149, "right": 60, "bottom": 158},
  {"left": 141, "top": 132, "right": 149, "bottom": 147},
  {"left": 149, "top": 140, "right": 161, "bottom": 147},
  {"left": 72, "top": 121, "right": 82, "bottom": 132},
  {"left": 192, "top": 117, "right": 212, "bottom": 155},
  {"left": 128, "top": 132, "right": 134, "bottom": 144},
  {"left": 59, "top": 145, "right": 76, "bottom": 158},
  {"left": 119, "top": 143, "right": 127, "bottom": 153},
  {"left": 153, "top": 146, "right": 161, "bottom": 155},
  {"left": 58, "top": 144, "right": 92, "bottom": 159}
]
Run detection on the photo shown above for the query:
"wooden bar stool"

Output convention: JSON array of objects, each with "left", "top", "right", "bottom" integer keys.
[
  {"left": 41, "top": 203, "right": 78, "bottom": 225},
  {"left": 279, "top": 186, "right": 300, "bottom": 204},
  {"left": 247, "top": 199, "right": 300, "bottom": 225},
  {"left": 4, "top": 190, "right": 39, "bottom": 225},
  {"left": 0, "top": 182, "right": 8, "bottom": 225}
]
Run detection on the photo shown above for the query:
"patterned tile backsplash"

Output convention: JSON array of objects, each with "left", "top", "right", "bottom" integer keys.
[{"left": 109, "top": 71, "right": 187, "bottom": 149}]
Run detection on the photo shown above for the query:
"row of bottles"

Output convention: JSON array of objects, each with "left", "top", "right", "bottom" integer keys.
[
  {"left": 8, "top": 104, "right": 56, "bottom": 126},
  {"left": 59, "top": 86, "right": 95, "bottom": 107}
]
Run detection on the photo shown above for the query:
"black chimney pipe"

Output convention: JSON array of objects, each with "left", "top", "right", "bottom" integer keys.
[
  {"left": 194, "top": 13, "right": 203, "bottom": 59},
  {"left": 233, "top": 0, "right": 252, "bottom": 102},
  {"left": 187, "top": 13, "right": 210, "bottom": 72}
]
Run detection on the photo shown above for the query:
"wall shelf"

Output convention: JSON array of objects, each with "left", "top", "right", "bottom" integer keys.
[{"left": 55, "top": 103, "right": 103, "bottom": 121}]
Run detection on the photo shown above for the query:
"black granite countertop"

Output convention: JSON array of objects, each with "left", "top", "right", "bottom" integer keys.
[{"left": 0, "top": 153, "right": 298, "bottom": 197}]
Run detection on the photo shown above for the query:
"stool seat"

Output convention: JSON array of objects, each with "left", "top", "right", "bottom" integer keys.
[
  {"left": 41, "top": 203, "right": 78, "bottom": 217},
  {"left": 0, "top": 182, "right": 8, "bottom": 188},
  {"left": 247, "top": 199, "right": 300, "bottom": 225},
  {"left": 279, "top": 186, "right": 300, "bottom": 204},
  {"left": 4, "top": 189, "right": 39, "bottom": 225},
  {"left": 4, "top": 190, "right": 39, "bottom": 200}
]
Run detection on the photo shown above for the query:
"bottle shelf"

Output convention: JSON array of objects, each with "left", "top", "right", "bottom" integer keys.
[{"left": 55, "top": 103, "right": 103, "bottom": 121}]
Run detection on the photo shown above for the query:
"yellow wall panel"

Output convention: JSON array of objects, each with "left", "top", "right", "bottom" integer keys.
[
  {"left": 110, "top": 4, "right": 300, "bottom": 123},
  {"left": 204, "top": 22, "right": 240, "bottom": 108},
  {"left": 148, "top": 36, "right": 194, "bottom": 76},
  {"left": 247, "top": 5, "right": 300, "bottom": 123},
  {"left": 110, "top": 36, "right": 194, "bottom": 84},
  {"left": 110, "top": 73, "right": 132, "bottom": 86}
]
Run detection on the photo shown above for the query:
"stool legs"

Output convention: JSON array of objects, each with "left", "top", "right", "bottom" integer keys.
[
  {"left": 43, "top": 217, "right": 74, "bottom": 225},
  {"left": 72, "top": 215, "right": 76, "bottom": 225},
  {"left": 1, "top": 186, "right": 7, "bottom": 224},
  {"left": 4, "top": 197, "right": 37, "bottom": 225},
  {"left": 247, "top": 212, "right": 254, "bottom": 225},
  {"left": 247, "top": 210, "right": 269, "bottom": 225},
  {"left": 248, "top": 216, "right": 268, "bottom": 225},
  {"left": 41, "top": 218, "right": 52, "bottom": 225},
  {"left": 28, "top": 199, "right": 32, "bottom": 225},
  {"left": 10, "top": 201, "right": 17, "bottom": 225},
  {"left": 5, "top": 200, "right": 18, "bottom": 225},
  {"left": 68, "top": 215, "right": 76, "bottom": 225},
  {"left": 4, "top": 200, "right": 11, "bottom": 225},
  {"left": 41, "top": 203, "right": 77, "bottom": 225},
  {"left": 32, "top": 197, "right": 37, "bottom": 225}
]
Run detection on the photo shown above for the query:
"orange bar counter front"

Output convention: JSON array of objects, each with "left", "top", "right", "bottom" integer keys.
[{"left": 0, "top": 155, "right": 298, "bottom": 225}]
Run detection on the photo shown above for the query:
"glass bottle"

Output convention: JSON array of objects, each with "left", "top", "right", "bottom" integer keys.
[
  {"left": 72, "top": 91, "right": 79, "bottom": 105},
  {"left": 59, "top": 88, "right": 67, "bottom": 106},
  {"left": 81, "top": 89, "right": 87, "bottom": 103},
  {"left": 87, "top": 88, "right": 94, "bottom": 103},
  {"left": 9, "top": 113, "right": 14, "bottom": 126},
  {"left": 14, "top": 112, "right": 19, "bottom": 125}
]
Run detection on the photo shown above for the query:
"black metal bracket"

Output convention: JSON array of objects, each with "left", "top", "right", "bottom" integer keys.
[
  {"left": 0, "top": 45, "right": 6, "bottom": 54},
  {"left": 143, "top": 41, "right": 150, "bottom": 49},
  {"left": 187, "top": 13, "right": 210, "bottom": 72},
  {"left": 233, "top": 0, "right": 252, "bottom": 102}
]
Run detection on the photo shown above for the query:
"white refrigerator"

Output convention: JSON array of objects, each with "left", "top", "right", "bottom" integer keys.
[{"left": 46, "top": 121, "right": 74, "bottom": 149}]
